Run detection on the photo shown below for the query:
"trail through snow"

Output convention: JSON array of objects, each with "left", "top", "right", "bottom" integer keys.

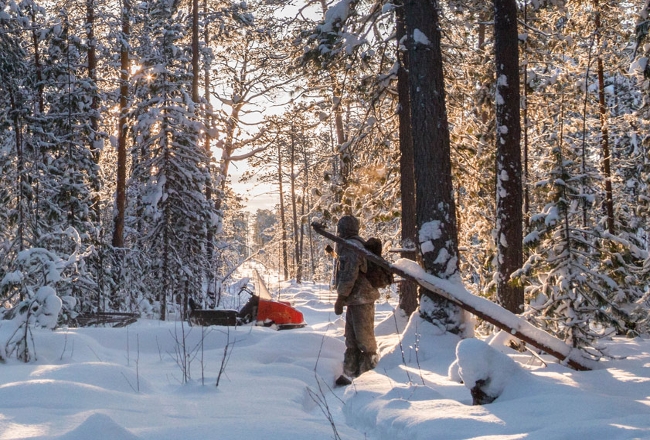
[{"left": 1, "top": 261, "right": 649, "bottom": 439}]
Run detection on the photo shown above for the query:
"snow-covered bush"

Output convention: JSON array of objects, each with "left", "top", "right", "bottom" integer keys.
[
  {"left": 1, "top": 286, "right": 63, "bottom": 362},
  {"left": 452, "top": 338, "right": 519, "bottom": 405},
  {"left": 0, "top": 228, "right": 92, "bottom": 326}
]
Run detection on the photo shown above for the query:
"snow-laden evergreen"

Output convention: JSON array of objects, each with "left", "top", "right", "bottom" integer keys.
[{"left": 125, "top": 1, "right": 216, "bottom": 320}]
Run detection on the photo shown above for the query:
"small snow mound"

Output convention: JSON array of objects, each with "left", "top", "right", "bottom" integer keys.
[
  {"left": 323, "top": 316, "right": 346, "bottom": 332},
  {"left": 382, "top": 383, "right": 443, "bottom": 402},
  {"left": 299, "top": 299, "right": 331, "bottom": 309},
  {"left": 56, "top": 413, "right": 140, "bottom": 440},
  {"left": 30, "top": 362, "right": 154, "bottom": 394},
  {"left": 289, "top": 288, "right": 314, "bottom": 299},
  {"left": 448, "top": 359, "right": 461, "bottom": 382},
  {"left": 310, "top": 319, "right": 344, "bottom": 333},
  {"left": 456, "top": 338, "right": 519, "bottom": 401},
  {"left": 377, "top": 314, "right": 460, "bottom": 372},
  {"left": 375, "top": 308, "right": 409, "bottom": 337},
  {"left": 488, "top": 329, "right": 521, "bottom": 349}
]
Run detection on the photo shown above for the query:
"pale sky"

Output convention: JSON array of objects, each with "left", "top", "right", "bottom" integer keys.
[{"left": 230, "top": 164, "right": 278, "bottom": 213}]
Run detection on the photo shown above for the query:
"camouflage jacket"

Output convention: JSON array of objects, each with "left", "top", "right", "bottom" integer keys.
[{"left": 335, "top": 237, "right": 380, "bottom": 306}]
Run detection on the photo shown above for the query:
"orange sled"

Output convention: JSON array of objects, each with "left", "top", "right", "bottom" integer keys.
[
  {"left": 189, "top": 295, "right": 305, "bottom": 330},
  {"left": 189, "top": 272, "right": 306, "bottom": 330},
  {"left": 256, "top": 298, "right": 306, "bottom": 330}
]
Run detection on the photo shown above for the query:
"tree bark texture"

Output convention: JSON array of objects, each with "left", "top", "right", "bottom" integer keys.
[
  {"left": 395, "top": 2, "right": 417, "bottom": 315},
  {"left": 404, "top": 0, "right": 459, "bottom": 277},
  {"left": 112, "top": 0, "right": 130, "bottom": 249},
  {"left": 494, "top": 0, "right": 524, "bottom": 314},
  {"left": 403, "top": 0, "right": 462, "bottom": 329}
]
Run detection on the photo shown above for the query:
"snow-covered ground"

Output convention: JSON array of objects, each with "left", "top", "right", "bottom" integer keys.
[{"left": 1, "top": 262, "right": 650, "bottom": 440}]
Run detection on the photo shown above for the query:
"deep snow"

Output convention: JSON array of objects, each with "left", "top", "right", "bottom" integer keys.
[{"left": 1, "top": 262, "right": 649, "bottom": 440}]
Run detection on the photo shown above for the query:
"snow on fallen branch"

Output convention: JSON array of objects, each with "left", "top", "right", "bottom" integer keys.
[{"left": 393, "top": 258, "right": 599, "bottom": 371}]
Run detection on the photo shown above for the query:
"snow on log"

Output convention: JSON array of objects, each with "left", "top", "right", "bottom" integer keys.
[
  {"left": 311, "top": 222, "right": 598, "bottom": 371},
  {"left": 393, "top": 259, "right": 598, "bottom": 371}
]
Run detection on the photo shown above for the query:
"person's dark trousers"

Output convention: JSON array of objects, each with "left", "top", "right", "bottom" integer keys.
[{"left": 343, "top": 303, "right": 378, "bottom": 377}]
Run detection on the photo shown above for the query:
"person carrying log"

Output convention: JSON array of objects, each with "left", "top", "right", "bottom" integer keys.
[
  {"left": 312, "top": 220, "right": 596, "bottom": 372},
  {"left": 332, "top": 215, "right": 380, "bottom": 386}
]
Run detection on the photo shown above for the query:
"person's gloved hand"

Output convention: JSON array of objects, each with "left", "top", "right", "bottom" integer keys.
[{"left": 334, "top": 296, "right": 345, "bottom": 315}]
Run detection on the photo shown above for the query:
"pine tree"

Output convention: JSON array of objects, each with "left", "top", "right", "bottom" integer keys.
[
  {"left": 493, "top": 0, "right": 524, "bottom": 314},
  {"left": 516, "top": 139, "right": 632, "bottom": 357},
  {"left": 127, "top": 0, "right": 215, "bottom": 319},
  {"left": 0, "top": 5, "right": 31, "bottom": 304},
  {"left": 517, "top": 0, "right": 646, "bottom": 342},
  {"left": 403, "top": 0, "right": 464, "bottom": 333}
]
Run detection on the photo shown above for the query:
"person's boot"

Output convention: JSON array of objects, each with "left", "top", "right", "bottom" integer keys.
[
  {"left": 335, "top": 374, "right": 353, "bottom": 386},
  {"left": 336, "top": 348, "right": 361, "bottom": 386},
  {"left": 359, "top": 352, "right": 378, "bottom": 375},
  {"left": 343, "top": 347, "right": 360, "bottom": 377}
]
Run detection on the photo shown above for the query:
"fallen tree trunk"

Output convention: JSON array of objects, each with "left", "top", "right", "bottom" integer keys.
[{"left": 312, "top": 222, "right": 596, "bottom": 371}]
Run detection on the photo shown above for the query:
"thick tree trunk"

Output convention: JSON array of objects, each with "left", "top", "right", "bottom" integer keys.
[
  {"left": 395, "top": 2, "right": 417, "bottom": 316},
  {"left": 112, "top": 0, "right": 130, "bottom": 249},
  {"left": 494, "top": 0, "right": 524, "bottom": 314},
  {"left": 403, "top": 0, "right": 463, "bottom": 332}
]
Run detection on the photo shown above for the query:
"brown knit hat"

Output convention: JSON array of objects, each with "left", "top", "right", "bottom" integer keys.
[{"left": 336, "top": 215, "right": 360, "bottom": 238}]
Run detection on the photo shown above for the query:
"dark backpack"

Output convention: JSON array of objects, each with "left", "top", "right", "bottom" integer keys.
[{"left": 363, "top": 237, "right": 394, "bottom": 289}]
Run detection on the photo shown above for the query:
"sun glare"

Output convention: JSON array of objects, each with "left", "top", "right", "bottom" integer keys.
[{"left": 0, "top": 422, "right": 49, "bottom": 439}]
